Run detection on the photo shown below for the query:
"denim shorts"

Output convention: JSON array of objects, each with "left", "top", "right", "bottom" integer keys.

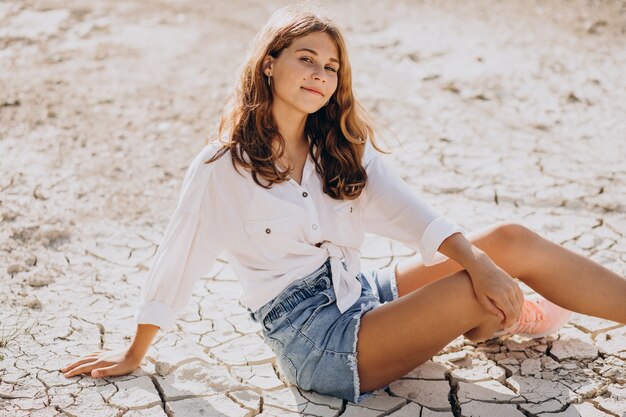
[{"left": 247, "top": 257, "right": 399, "bottom": 404}]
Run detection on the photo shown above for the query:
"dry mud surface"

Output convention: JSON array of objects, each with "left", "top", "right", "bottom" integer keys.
[{"left": 1, "top": 0, "right": 625, "bottom": 416}]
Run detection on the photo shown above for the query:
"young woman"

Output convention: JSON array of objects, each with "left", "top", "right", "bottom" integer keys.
[{"left": 61, "top": 4, "right": 626, "bottom": 404}]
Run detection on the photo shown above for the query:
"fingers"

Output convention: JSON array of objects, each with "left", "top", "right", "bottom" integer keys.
[
  {"left": 63, "top": 362, "right": 101, "bottom": 378},
  {"left": 515, "top": 288, "right": 524, "bottom": 317},
  {"left": 516, "top": 285, "right": 525, "bottom": 311},
  {"left": 478, "top": 295, "right": 504, "bottom": 321},
  {"left": 510, "top": 282, "right": 525, "bottom": 321},
  {"left": 61, "top": 352, "right": 100, "bottom": 371},
  {"left": 62, "top": 357, "right": 98, "bottom": 375},
  {"left": 503, "top": 283, "right": 525, "bottom": 328},
  {"left": 506, "top": 294, "right": 521, "bottom": 327},
  {"left": 501, "top": 271, "right": 524, "bottom": 321},
  {"left": 92, "top": 364, "right": 118, "bottom": 378},
  {"left": 484, "top": 287, "right": 516, "bottom": 328},
  {"left": 500, "top": 297, "right": 518, "bottom": 328}
]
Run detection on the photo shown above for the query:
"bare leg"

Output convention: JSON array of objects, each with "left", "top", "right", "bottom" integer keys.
[
  {"left": 357, "top": 270, "right": 502, "bottom": 393},
  {"left": 394, "top": 221, "right": 626, "bottom": 324}
]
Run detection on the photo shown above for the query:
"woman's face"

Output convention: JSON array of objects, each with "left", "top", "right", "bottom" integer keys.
[{"left": 264, "top": 31, "right": 340, "bottom": 115}]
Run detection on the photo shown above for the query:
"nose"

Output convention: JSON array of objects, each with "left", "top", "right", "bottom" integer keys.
[
  {"left": 311, "top": 74, "right": 326, "bottom": 86},
  {"left": 311, "top": 66, "right": 327, "bottom": 82}
]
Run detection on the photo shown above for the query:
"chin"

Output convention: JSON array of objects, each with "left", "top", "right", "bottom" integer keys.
[
  {"left": 287, "top": 98, "right": 324, "bottom": 115},
  {"left": 297, "top": 105, "right": 321, "bottom": 115},
  {"left": 306, "top": 102, "right": 326, "bottom": 113}
]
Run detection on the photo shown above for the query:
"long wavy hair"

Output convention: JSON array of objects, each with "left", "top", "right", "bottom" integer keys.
[{"left": 204, "top": 3, "right": 389, "bottom": 200}]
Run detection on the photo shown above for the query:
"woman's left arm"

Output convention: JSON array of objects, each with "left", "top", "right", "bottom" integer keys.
[
  {"left": 438, "top": 232, "right": 524, "bottom": 329},
  {"left": 358, "top": 143, "right": 523, "bottom": 328}
]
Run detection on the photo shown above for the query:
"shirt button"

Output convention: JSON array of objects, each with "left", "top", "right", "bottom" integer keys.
[
  {"left": 302, "top": 191, "right": 308, "bottom": 197},
  {"left": 265, "top": 228, "right": 271, "bottom": 234},
  {"left": 312, "top": 224, "right": 317, "bottom": 230}
]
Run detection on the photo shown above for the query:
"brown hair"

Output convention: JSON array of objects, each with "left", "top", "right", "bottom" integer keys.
[{"left": 205, "top": 2, "right": 389, "bottom": 200}]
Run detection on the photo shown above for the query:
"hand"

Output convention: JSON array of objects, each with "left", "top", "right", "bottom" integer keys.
[
  {"left": 466, "top": 255, "right": 525, "bottom": 329},
  {"left": 61, "top": 348, "right": 142, "bottom": 379}
]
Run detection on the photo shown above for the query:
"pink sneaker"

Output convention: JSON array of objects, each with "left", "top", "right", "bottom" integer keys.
[{"left": 492, "top": 296, "right": 573, "bottom": 339}]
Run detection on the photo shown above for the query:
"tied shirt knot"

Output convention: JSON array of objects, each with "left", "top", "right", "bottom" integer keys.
[{"left": 317, "top": 241, "right": 361, "bottom": 313}]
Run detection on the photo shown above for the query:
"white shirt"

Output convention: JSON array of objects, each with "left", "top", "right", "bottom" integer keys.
[{"left": 134, "top": 140, "right": 468, "bottom": 332}]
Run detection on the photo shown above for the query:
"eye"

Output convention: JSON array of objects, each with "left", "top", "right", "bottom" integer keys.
[{"left": 300, "top": 57, "right": 337, "bottom": 73}]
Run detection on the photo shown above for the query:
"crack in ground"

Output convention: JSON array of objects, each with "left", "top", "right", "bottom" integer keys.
[
  {"left": 258, "top": 393, "right": 265, "bottom": 415},
  {"left": 516, "top": 402, "right": 535, "bottom": 416},
  {"left": 446, "top": 372, "right": 461, "bottom": 417},
  {"left": 149, "top": 375, "right": 173, "bottom": 417},
  {"left": 97, "top": 323, "right": 105, "bottom": 350}
]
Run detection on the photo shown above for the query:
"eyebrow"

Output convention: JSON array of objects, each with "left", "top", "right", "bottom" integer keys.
[{"left": 295, "top": 48, "right": 339, "bottom": 65}]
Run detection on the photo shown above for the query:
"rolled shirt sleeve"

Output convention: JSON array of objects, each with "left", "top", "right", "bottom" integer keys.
[
  {"left": 134, "top": 145, "right": 223, "bottom": 332},
  {"left": 360, "top": 142, "right": 468, "bottom": 266}
]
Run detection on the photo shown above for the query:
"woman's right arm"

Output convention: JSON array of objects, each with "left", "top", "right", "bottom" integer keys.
[
  {"left": 127, "top": 323, "right": 160, "bottom": 363},
  {"left": 62, "top": 144, "right": 224, "bottom": 379},
  {"left": 61, "top": 324, "right": 159, "bottom": 378}
]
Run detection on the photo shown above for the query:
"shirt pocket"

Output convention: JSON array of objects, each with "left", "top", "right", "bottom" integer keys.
[
  {"left": 333, "top": 200, "right": 360, "bottom": 245},
  {"left": 243, "top": 216, "right": 297, "bottom": 262},
  {"left": 334, "top": 201, "right": 356, "bottom": 218}
]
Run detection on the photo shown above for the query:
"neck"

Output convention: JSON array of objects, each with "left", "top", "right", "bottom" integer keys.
[{"left": 270, "top": 100, "right": 309, "bottom": 158}]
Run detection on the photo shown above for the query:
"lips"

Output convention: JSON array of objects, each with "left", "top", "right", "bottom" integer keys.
[{"left": 302, "top": 87, "right": 324, "bottom": 96}]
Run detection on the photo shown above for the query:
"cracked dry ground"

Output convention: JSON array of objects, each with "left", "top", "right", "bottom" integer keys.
[{"left": 1, "top": 0, "right": 625, "bottom": 416}]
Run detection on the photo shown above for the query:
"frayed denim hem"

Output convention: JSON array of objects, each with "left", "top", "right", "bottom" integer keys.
[{"left": 346, "top": 298, "right": 381, "bottom": 404}]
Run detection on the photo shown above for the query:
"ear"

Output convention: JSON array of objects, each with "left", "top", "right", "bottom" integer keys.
[{"left": 262, "top": 56, "right": 273, "bottom": 77}]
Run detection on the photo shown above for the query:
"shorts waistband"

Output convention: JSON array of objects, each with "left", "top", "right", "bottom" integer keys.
[{"left": 248, "top": 257, "right": 334, "bottom": 324}]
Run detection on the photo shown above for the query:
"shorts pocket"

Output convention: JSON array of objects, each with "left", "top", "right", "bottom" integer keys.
[
  {"left": 264, "top": 334, "right": 287, "bottom": 358},
  {"left": 265, "top": 330, "right": 298, "bottom": 385},
  {"left": 276, "top": 352, "right": 298, "bottom": 385},
  {"left": 300, "top": 290, "right": 335, "bottom": 335}
]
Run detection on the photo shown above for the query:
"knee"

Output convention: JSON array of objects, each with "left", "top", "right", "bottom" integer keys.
[{"left": 492, "top": 221, "right": 538, "bottom": 248}]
